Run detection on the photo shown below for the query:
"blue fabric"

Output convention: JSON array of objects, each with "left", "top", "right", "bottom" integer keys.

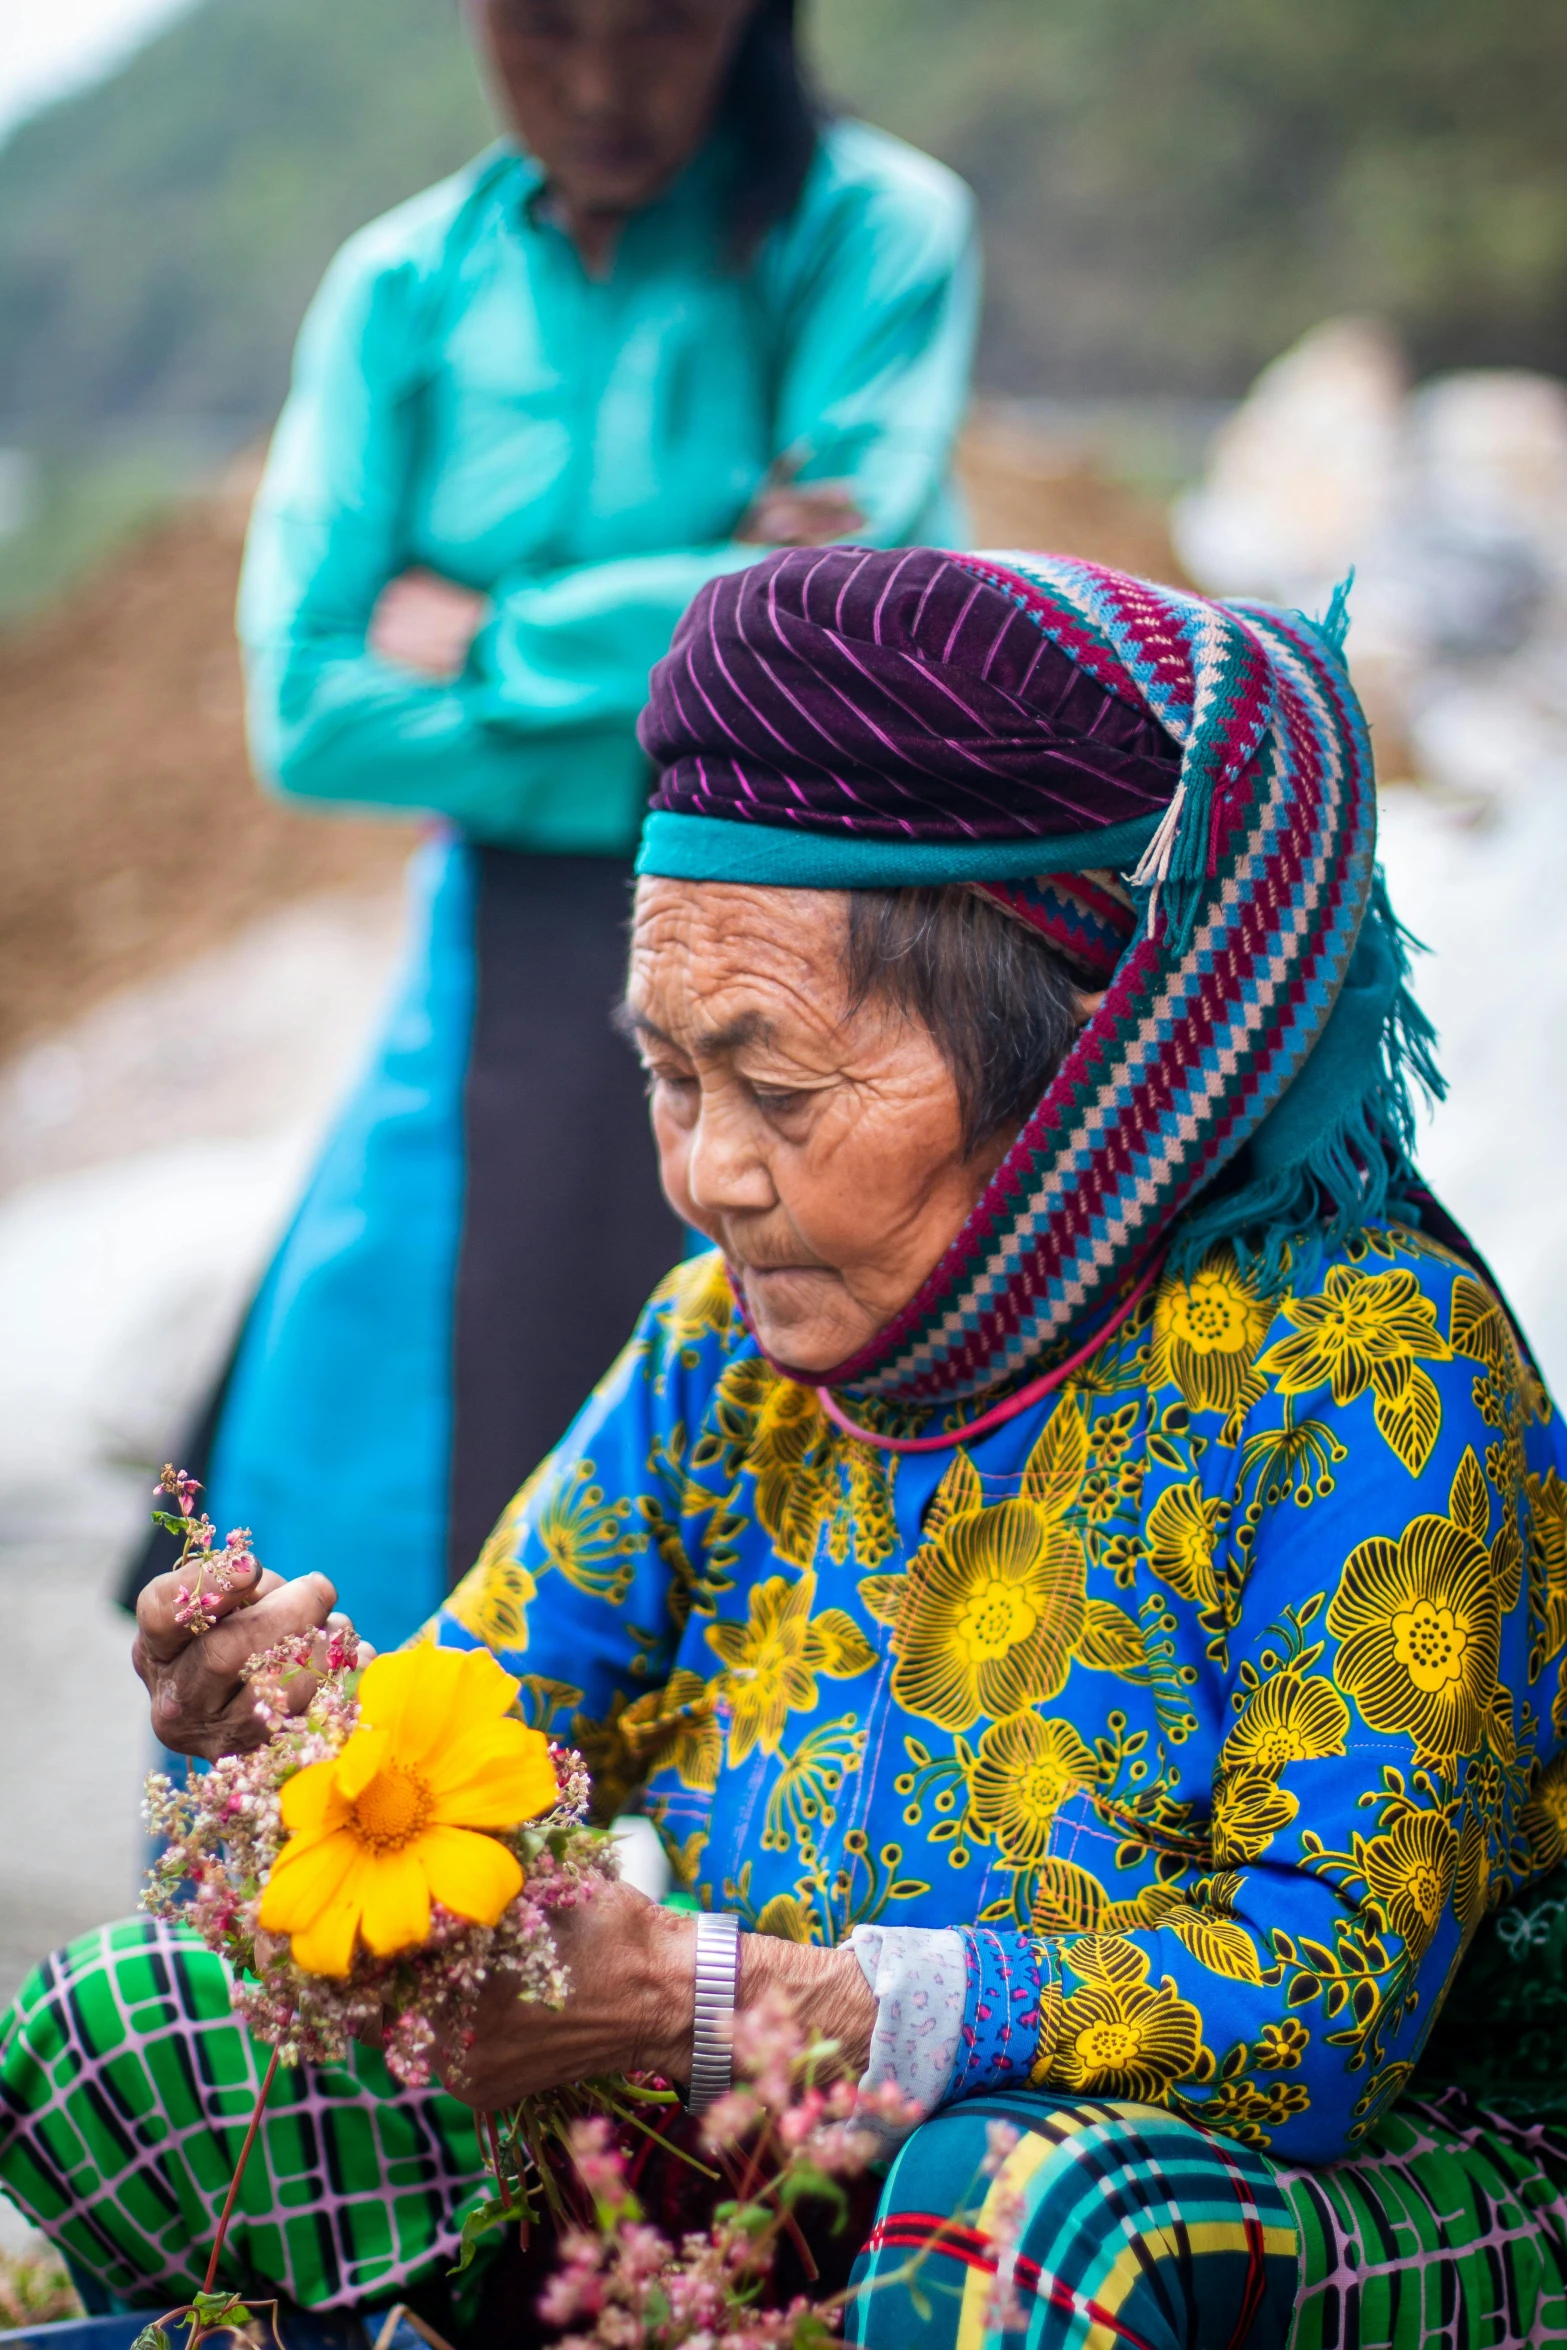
[
  {"left": 432, "top": 1234, "right": 1567, "bottom": 2165},
  {"left": 206, "top": 840, "right": 473, "bottom": 1653},
  {"left": 952, "top": 1928, "right": 1041, "bottom": 2099},
  {"left": 635, "top": 807, "right": 1163, "bottom": 886}
]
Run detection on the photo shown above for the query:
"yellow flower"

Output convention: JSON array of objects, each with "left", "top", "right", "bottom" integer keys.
[
  {"left": 700, "top": 1360, "right": 838, "bottom": 1569},
  {"left": 619, "top": 1668, "right": 722, "bottom": 1794},
  {"left": 969, "top": 1712, "right": 1098, "bottom": 1866},
  {"left": 1048, "top": 1935, "right": 1204, "bottom": 2103},
  {"left": 1359, "top": 1810, "right": 1458, "bottom": 1957},
  {"left": 446, "top": 1482, "right": 541, "bottom": 1653},
  {"left": 1150, "top": 1253, "right": 1274, "bottom": 1419},
  {"left": 1527, "top": 1466, "right": 1567, "bottom": 1675},
  {"left": 1211, "top": 1766, "right": 1299, "bottom": 1863},
  {"left": 705, "top": 1574, "right": 875, "bottom": 1765},
  {"left": 1327, "top": 1454, "right": 1501, "bottom": 1759},
  {"left": 1522, "top": 1751, "right": 1567, "bottom": 1872},
  {"left": 654, "top": 1250, "right": 736, "bottom": 1352},
  {"left": 1222, "top": 1672, "right": 1350, "bottom": 1774},
  {"left": 1256, "top": 2018, "right": 1310, "bottom": 2071},
  {"left": 1260, "top": 1265, "right": 1452, "bottom": 1474},
  {"left": 1146, "top": 1478, "right": 1228, "bottom": 1612},
  {"left": 257, "top": 1645, "right": 559, "bottom": 1977},
  {"left": 881, "top": 1500, "right": 1087, "bottom": 1732},
  {"left": 536, "top": 1459, "right": 642, "bottom": 1602}
]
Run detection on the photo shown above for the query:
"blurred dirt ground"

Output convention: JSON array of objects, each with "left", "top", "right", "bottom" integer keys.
[{"left": 0, "top": 417, "right": 1187, "bottom": 1059}]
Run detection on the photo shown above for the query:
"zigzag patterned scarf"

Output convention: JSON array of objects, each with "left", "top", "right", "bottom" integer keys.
[{"left": 637, "top": 547, "right": 1437, "bottom": 1405}]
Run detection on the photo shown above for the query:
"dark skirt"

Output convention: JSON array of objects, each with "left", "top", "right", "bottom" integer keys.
[{"left": 124, "top": 837, "right": 680, "bottom": 1651}]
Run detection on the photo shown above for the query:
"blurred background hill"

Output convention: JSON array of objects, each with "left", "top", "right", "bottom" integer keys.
[{"left": 0, "top": 0, "right": 1563, "bottom": 445}]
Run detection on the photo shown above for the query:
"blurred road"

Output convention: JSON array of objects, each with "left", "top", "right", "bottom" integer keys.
[{"left": 0, "top": 888, "right": 404, "bottom": 2007}]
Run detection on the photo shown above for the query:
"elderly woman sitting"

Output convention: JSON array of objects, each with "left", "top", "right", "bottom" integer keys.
[{"left": 6, "top": 548, "right": 1567, "bottom": 2348}]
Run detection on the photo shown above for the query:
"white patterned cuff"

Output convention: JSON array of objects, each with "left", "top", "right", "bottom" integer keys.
[{"left": 847, "top": 1924, "right": 966, "bottom": 2148}]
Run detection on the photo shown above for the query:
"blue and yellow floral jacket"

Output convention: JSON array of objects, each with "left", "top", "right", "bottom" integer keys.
[{"left": 431, "top": 1228, "right": 1567, "bottom": 2163}]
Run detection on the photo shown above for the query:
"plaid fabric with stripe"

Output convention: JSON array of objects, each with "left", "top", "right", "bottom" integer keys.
[
  {"left": 848, "top": 2089, "right": 1567, "bottom": 2349},
  {"left": 0, "top": 1919, "right": 488, "bottom": 2310},
  {"left": 847, "top": 2091, "right": 1298, "bottom": 2349}
]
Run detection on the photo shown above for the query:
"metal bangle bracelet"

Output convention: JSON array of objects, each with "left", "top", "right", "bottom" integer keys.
[{"left": 686, "top": 1910, "right": 741, "bottom": 2114}]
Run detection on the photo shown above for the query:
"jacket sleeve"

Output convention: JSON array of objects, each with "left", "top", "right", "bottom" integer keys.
[
  {"left": 239, "top": 158, "right": 978, "bottom": 841},
  {"left": 950, "top": 1255, "right": 1549, "bottom": 2163}
]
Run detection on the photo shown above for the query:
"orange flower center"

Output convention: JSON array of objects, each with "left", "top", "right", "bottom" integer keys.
[
  {"left": 350, "top": 1762, "right": 434, "bottom": 1853},
  {"left": 1391, "top": 1599, "right": 1468, "bottom": 1693},
  {"left": 956, "top": 1577, "right": 1038, "bottom": 1664}
]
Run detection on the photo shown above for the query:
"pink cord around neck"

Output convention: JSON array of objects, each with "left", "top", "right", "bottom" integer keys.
[{"left": 814, "top": 1259, "right": 1163, "bottom": 1456}]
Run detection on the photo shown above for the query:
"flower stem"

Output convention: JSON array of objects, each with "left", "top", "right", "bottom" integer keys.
[{"left": 203, "top": 2043, "right": 283, "bottom": 2294}]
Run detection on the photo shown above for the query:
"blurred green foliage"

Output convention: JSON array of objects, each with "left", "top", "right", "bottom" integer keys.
[
  {"left": 0, "top": 0, "right": 491, "bottom": 433},
  {"left": 814, "top": 0, "right": 1567, "bottom": 392},
  {"left": 0, "top": 0, "right": 1562, "bottom": 433}
]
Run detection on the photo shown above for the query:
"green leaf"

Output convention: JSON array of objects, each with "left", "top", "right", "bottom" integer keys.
[
  {"left": 448, "top": 2196, "right": 511, "bottom": 2274},
  {"left": 190, "top": 2294, "right": 250, "bottom": 2328},
  {"left": 130, "top": 2326, "right": 171, "bottom": 2350},
  {"left": 910, "top": 2288, "right": 934, "bottom": 2322},
  {"left": 782, "top": 2164, "right": 848, "bottom": 2227}
]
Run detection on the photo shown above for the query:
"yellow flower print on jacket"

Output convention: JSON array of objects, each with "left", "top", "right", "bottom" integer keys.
[
  {"left": 968, "top": 1712, "right": 1098, "bottom": 1866},
  {"left": 705, "top": 1573, "right": 876, "bottom": 1764},
  {"left": 1261, "top": 1264, "right": 1453, "bottom": 1474},
  {"left": 1328, "top": 1448, "right": 1502, "bottom": 1759},
  {"left": 1358, "top": 1809, "right": 1459, "bottom": 1958},
  {"left": 861, "top": 1401, "right": 1091, "bottom": 1731},
  {"left": 1149, "top": 1252, "right": 1275, "bottom": 1426},
  {"left": 1146, "top": 1478, "right": 1229, "bottom": 1613},
  {"left": 1046, "top": 1934, "right": 1206, "bottom": 2104},
  {"left": 446, "top": 1475, "right": 542, "bottom": 1650},
  {"left": 1222, "top": 1673, "right": 1350, "bottom": 1773}
]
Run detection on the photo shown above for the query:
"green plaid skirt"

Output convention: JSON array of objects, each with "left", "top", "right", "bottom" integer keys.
[{"left": 5, "top": 1920, "right": 1567, "bottom": 2345}]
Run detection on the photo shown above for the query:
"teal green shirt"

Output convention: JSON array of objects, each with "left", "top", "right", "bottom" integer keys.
[{"left": 239, "top": 123, "right": 978, "bottom": 853}]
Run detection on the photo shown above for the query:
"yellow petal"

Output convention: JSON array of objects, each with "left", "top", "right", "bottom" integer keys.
[
  {"left": 418, "top": 1824, "right": 523, "bottom": 1926},
  {"left": 279, "top": 1756, "right": 351, "bottom": 1834},
  {"left": 332, "top": 1723, "right": 391, "bottom": 1802},
  {"left": 425, "top": 1723, "right": 559, "bottom": 1825},
  {"left": 288, "top": 1893, "right": 362, "bottom": 1979},
  {"left": 359, "top": 1643, "right": 520, "bottom": 1764},
  {"left": 258, "top": 1828, "right": 360, "bottom": 1933},
  {"left": 356, "top": 1846, "right": 432, "bottom": 1957}
]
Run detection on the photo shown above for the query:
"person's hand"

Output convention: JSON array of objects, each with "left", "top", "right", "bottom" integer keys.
[
  {"left": 133, "top": 1559, "right": 361, "bottom": 1760},
  {"left": 737, "top": 479, "right": 865, "bottom": 549},
  {"left": 440, "top": 1880, "right": 694, "bottom": 2107},
  {"left": 369, "top": 568, "right": 488, "bottom": 680},
  {"left": 436, "top": 1879, "right": 878, "bottom": 2110}
]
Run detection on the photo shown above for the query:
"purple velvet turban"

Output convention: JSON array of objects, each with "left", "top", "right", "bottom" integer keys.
[{"left": 637, "top": 545, "right": 1183, "bottom": 843}]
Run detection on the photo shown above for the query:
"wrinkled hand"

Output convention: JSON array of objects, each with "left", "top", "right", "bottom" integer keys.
[
  {"left": 134, "top": 1559, "right": 358, "bottom": 1760},
  {"left": 438, "top": 1880, "right": 695, "bottom": 2109},
  {"left": 369, "top": 567, "right": 488, "bottom": 680},
  {"left": 737, "top": 479, "right": 865, "bottom": 549},
  {"left": 436, "top": 1880, "right": 878, "bottom": 2111}
]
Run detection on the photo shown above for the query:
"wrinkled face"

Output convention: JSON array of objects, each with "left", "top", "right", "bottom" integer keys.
[
  {"left": 626, "top": 879, "right": 1015, "bottom": 1375},
  {"left": 468, "top": 0, "right": 754, "bottom": 219}
]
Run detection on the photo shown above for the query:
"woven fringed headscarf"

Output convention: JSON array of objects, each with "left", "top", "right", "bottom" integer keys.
[{"left": 636, "top": 546, "right": 1441, "bottom": 1405}]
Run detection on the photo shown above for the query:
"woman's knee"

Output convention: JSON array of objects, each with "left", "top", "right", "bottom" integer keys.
[{"left": 848, "top": 2092, "right": 1298, "bottom": 2349}]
